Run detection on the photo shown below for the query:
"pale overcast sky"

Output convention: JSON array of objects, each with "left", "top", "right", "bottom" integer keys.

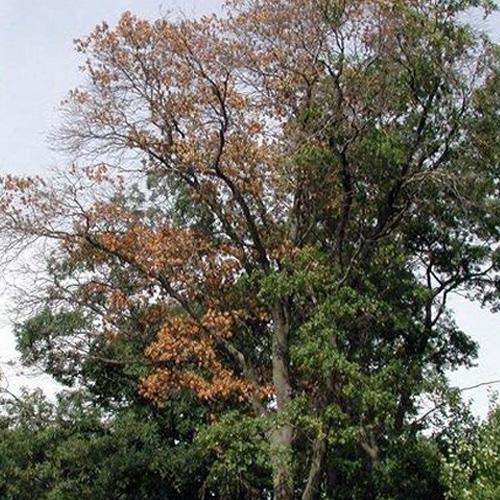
[{"left": 0, "top": 1, "right": 498, "bottom": 417}]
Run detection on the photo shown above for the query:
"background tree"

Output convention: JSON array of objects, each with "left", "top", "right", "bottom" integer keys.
[
  {"left": 0, "top": 0, "right": 499, "bottom": 498},
  {"left": 443, "top": 400, "right": 500, "bottom": 499},
  {"left": 0, "top": 389, "right": 213, "bottom": 499}
]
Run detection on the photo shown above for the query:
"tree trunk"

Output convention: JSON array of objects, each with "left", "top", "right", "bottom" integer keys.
[
  {"left": 271, "top": 302, "right": 294, "bottom": 500},
  {"left": 302, "top": 435, "right": 326, "bottom": 500}
]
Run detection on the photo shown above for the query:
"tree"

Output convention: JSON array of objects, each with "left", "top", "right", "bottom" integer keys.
[
  {"left": 0, "top": 389, "right": 210, "bottom": 499},
  {"left": 443, "top": 403, "right": 500, "bottom": 499},
  {"left": 0, "top": 0, "right": 499, "bottom": 498}
]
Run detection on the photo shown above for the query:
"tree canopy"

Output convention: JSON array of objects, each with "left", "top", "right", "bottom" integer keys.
[{"left": 0, "top": 0, "right": 499, "bottom": 498}]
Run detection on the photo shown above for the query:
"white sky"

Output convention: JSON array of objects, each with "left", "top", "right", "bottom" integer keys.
[{"left": 0, "top": 0, "right": 498, "bottom": 417}]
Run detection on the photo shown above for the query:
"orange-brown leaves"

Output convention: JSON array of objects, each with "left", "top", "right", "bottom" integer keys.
[
  {"left": 139, "top": 366, "right": 259, "bottom": 404},
  {"left": 91, "top": 224, "right": 240, "bottom": 289},
  {"left": 64, "top": 7, "right": 288, "bottom": 229},
  {"left": 140, "top": 309, "right": 265, "bottom": 404}
]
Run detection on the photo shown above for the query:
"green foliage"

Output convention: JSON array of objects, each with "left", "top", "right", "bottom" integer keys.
[
  {"left": 195, "top": 412, "right": 273, "bottom": 498},
  {"left": 443, "top": 404, "right": 500, "bottom": 499},
  {"left": 15, "top": 309, "right": 87, "bottom": 386},
  {"left": 0, "top": 390, "right": 210, "bottom": 500}
]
